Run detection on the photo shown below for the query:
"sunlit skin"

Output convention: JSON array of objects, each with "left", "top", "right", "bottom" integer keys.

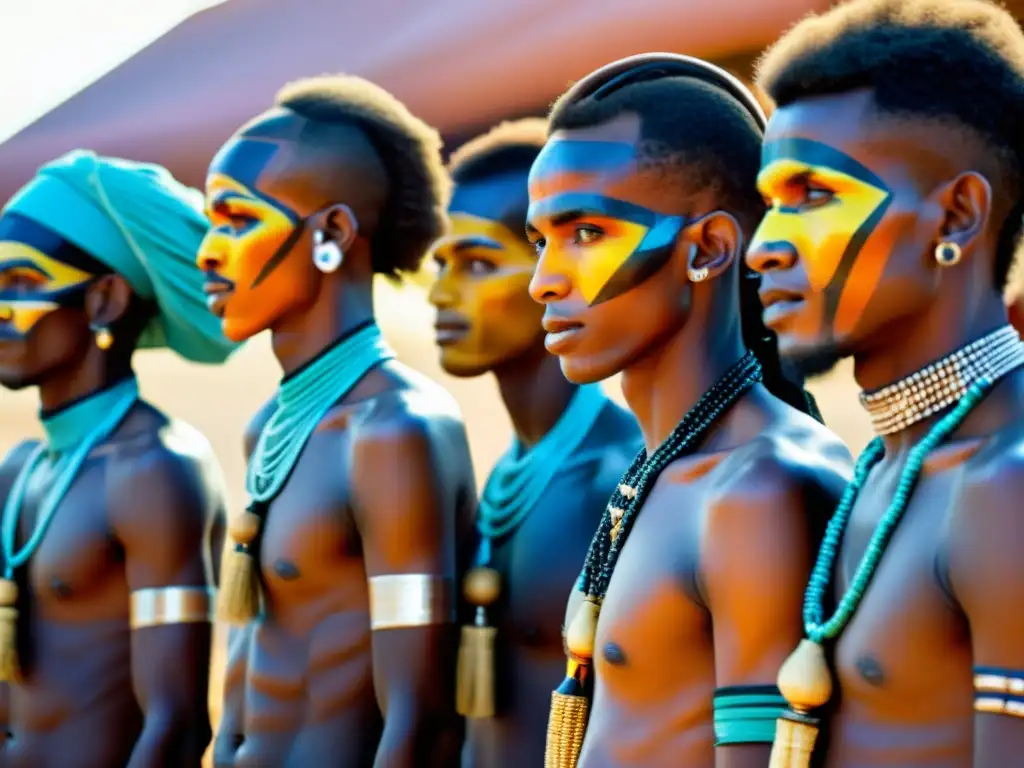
[
  {"left": 527, "top": 112, "right": 850, "bottom": 768},
  {"left": 428, "top": 168, "right": 642, "bottom": 768},
  {"left": 199, "top": 135, "right": 319, "bottom": 343},
  {"left": 746, "top": 89, "right": 1024, "bottom": 767},
  {"left": 204, "top": 104, "right": 472, "bottom": 768},
  {"left": 0, "top": 211, "right": 225, "bottom": 767}
]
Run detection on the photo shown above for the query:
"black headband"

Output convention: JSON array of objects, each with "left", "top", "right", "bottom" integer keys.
[{"left": 561, "top": 52, "right": 767, "bottom": 134}]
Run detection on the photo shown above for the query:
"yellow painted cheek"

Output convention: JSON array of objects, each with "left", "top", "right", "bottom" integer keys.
[
  {"left": 0, "top": 300, "right": 59, "bottom": 335},
  {"left": 576, "top": 223, "right": 647, "bottom": 305}
]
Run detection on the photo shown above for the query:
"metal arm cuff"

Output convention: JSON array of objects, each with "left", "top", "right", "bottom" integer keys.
[
  {"left": 368, "top": 574, "right": 453, "bottom": 630},
  {"left": 130, "top": 586, "right": 216, "bottom": 629}
]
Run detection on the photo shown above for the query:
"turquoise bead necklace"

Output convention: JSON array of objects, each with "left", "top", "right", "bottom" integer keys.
[
  {"left": 475, "top": 383, "right": 610, "bottom": 566},
  {"left": 246, "top": 320, "right": 393, "bottom": 504},
  {"left": 2, "top": 377, "right": 140, "bottom": 581}
]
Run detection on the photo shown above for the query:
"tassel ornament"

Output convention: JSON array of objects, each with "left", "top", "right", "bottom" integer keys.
[
  {"left": 545, "top": 596, "right": 600, "bottom": 768},
  {"left": 217, "top": 507, "right": 262, "bottom": 624},
  {"left": 769, "top": 640, "right": 832, "bottom": 768},
  {"left": 0, "top": 579, "right": 19, "bottom": 682},
  {"left": 456, "top": 566, "right": 501, "bottom": 718}
]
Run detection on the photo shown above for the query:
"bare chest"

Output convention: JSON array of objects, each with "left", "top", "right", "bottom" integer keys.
[
  {"left": 591, "top": 479, "right": 710, "bottom": 700},
  {"left": 8, "top": 456, "right": 123, "bottom": 617},
  {"left": 257, "top": 431, "right": 363, "bottom": 617},
  {"left": 831, "top": 469, "right": 970, "bottom": 713}
]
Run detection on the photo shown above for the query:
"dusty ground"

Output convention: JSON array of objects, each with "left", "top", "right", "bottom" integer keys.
[{"left": 0, "top": 283, "right": 873, "bottom": 763}]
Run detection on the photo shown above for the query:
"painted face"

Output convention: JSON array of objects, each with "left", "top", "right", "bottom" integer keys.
[
  {"left": 428, "top": 174, "right": 543, "bottom": 376},
  {"left": 745, "top": 88, "right": 957, "bottom": 376},
  {"left": 0, "top": 214, "right": 104, "bottom": 389},
  {"left": 0, "top": 215, "right": 98, "bottom": 340},
  {"left": 525, "top": 118, "right": 691, "bottom": 384},
  {"left": 197, "top": 136, "right": 314, "bottom": 342}
]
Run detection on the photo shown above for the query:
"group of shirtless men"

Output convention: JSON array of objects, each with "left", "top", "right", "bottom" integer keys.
[{"left": 1, "top": 0, "right": 1023, "bottom": 765}]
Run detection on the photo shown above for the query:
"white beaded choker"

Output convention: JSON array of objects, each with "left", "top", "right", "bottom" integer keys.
[{"left": 860, "top": 325, "right": 1024, "bottom": 435}]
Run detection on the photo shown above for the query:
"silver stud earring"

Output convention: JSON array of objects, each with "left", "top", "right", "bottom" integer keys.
[
  {"left": 688, "top": 266, "right": 709, "bottom": 283},
  {"left": 313, "top": 230, "right": 343, "bottom": 273},
  {"left": 934, "top": 242, "right": 962, "bottom": 267}
]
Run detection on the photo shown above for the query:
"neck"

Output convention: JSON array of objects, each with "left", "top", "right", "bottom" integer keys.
[
  {"left": 492, "top": 345, "right": 578, "bottom": 448},
  {"left": 37, "top": 347, "right": 134, "bottom": 414},
  {"left": 854, "top": 288, "right": 1009, "bottom": 451},
  {"left": 271, "top": 277, "right": 375, "bottom": 376},
  {"left": 622, "top": 314, "right": 746, "bottom": 453}
]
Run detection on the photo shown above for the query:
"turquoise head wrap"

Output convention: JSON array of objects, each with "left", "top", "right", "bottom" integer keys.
[{"left": 3, "top": 150, "right": 237, "bottom": 364}]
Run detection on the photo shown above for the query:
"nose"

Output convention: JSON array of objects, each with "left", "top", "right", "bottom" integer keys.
[
  {"left": 427, "top": 273, "right": 457, "bottom": 309},
  {"left": 745, "top": 240, "right": 797, "bottom": 275},
  {"left": 196, "top": 234, "right": 225, "bottom": 271},
  {"left": 528, "top": 251, "right": 572, "bottom": 305}
]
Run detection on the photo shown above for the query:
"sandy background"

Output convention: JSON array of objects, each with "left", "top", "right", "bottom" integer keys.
[{"left": 0, "top": 281, "right": 873, "bottom": 759}]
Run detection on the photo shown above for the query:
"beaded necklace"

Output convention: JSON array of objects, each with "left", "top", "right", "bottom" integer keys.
[
  {"left": 474, "top": 383, "right": 608, "bottom": 566},
  {"left": 0, "top": 377, "right": 139, "bottom": 681},
  {"left": 219, "top": 321, "right": 394, "bottom": 624},
  {"left": 771, "top": 327, "right": 1024, "bottom": 768},
  {"left": 545, "top": 352, "right": 763, "bottom": 767}
]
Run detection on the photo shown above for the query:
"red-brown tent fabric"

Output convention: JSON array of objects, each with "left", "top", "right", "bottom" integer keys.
[{"left": 0, "top": 0, "right": 826, "bottom": 199}]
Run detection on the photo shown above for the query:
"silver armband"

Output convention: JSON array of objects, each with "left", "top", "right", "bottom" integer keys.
[
  {"left": 368, "top": 574, "right": 453, "bottom": 630},
  {"left": 130, "top": 586, "right": 216, "bottom": 630}
]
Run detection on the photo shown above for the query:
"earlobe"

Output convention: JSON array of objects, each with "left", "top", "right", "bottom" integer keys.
[{"left": 684, "top": 210, "right": 742, "bottom": 281}]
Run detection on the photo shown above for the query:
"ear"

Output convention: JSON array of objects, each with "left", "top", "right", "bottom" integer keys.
[
  {"left": 324, "top": 203, "right": 360, "bottom": 253},
  {"left": 936, "top": 171, "right": 991, "bottom": 254},
  {"left": 681, "top": 210, "right": 742, "bottom": 280},
  {"left": 84, "top": 274, "right": 134, "bottom": 326}
]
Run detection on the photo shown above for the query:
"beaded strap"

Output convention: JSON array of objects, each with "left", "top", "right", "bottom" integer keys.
[
  {"left": 579, "top": 353, "right": 763, "bottom": 600},
  {"left": 805, "top": 379, "right": 992, "bottom": 642}
]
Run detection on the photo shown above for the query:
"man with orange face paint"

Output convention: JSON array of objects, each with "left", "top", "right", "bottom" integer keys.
[
  {"left": 426, "top": 119, "right": 641, "bottom": 768},
  {"left": 527, "top": 53, "right": 852, "bottom": 768},
  {"left": 199, "top": 75, "right": 475, "bottom": 768},
  {"left": 0, "top": 151, "right": 237, "bottom": 767},
  {"left": 747, "top": 1, "right": 1024, "bottom": 766}
]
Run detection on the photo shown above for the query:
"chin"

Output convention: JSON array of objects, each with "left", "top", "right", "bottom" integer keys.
[
  {"left": 222, "top": 316, "right": 266, "bottom": 343},
  {"left": 0, "top": 370, "right": 35, "bottom": 391},
  {"left": 558, "top": 354, "right": 614, "bottom": 385},
  {"left": 780, "top": 338, "right": 846, "bottom": 380}
]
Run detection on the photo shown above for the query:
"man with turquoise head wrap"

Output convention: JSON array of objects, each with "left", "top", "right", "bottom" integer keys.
[{"left": 0, "top": 149, "right": 238, "bottom": 767}]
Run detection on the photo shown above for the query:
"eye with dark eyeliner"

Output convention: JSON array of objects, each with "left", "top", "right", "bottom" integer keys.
[
  {"left": 573, "top": 224, "right": 604, "bottom": 245},
  {"left": 798, "top": 173, "right": 835, "bottom": 208},
  {"left": 465, "top": 257, "right": 497, "bottom": 277},
  {"left": 0, "top": 266, "right": 49, "bottom": 292}
]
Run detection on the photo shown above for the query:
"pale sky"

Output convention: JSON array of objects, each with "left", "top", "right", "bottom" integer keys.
[{"left": 0, "top": 0, "right": 227, "bottom": 143}]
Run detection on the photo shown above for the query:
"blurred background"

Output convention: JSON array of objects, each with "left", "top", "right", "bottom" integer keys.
[{"left": 7, "top": 0, "right": 1021, "bottom": 762}]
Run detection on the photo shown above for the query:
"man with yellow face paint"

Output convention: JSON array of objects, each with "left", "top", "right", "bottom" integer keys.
[
  {"left": 426, "top": 119, "right": 642, "bottom": 768},
  {"left": 199, "top": 75, "right": 475, "bottom": 768},
  {"left": 747, "top": 1, "right": 1024, "bottom": 766},
  {"left": 526, "top": 54, "right": 852, "bottom": 768},
  {"left": 0, "top": 150, "right": 237, "bottom": 766}
]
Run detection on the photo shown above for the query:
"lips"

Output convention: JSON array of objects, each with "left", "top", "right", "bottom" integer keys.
[
  {"left": 542, "top": 313, "right": 585, "bottom": 354},
  {"left": 203, "top": 273, "right": 235, "bottom": 318},
  {"left": 434, "top": 311, "right": 471, "bottom": 346},
  {"left": 759, "top": 286, "right": 805, "bottom": 329}
]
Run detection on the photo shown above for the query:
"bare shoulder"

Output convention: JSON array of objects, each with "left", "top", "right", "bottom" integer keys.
[
  {"left": 106, "top": 403, "right": 225, "bottom": 535},
  {"left": 958, "top": 427, "right": 1024, "bottom": 515}
]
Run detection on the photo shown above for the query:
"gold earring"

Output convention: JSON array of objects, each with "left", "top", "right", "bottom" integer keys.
[
  {"left": 93, "top": 325, "right": 113, "bottom": 351},
  {"left": 934, "top": 242, "right": 962, "bottom": 267},
  {"left": 688, "top": 266, "right": 709, "bottom": 283}
]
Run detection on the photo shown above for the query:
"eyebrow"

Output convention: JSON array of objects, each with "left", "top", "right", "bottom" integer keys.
[
  {"left": 762, "top": 138, "right": 888, "bottom": 189},
  {"left": 452, "top": 236, "right": 503, "bottom": 253},
  {"left": 528, "top": 192, "right": 660, "bottom": 227},
  {"left": 0, "top": 259, "right": 50, "bottom": 278}
]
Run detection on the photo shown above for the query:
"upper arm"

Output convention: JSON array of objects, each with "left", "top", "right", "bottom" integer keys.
[
  {"left": 949, "top": 456, "right": 1024, "bottom": 765},
  {"left": 701, "top": 460, "right": 819, "bottom": 687},
  {"left": 351, "top": 416, "right": 453, "bottom": 580}
]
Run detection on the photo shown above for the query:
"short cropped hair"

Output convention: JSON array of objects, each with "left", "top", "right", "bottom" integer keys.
[
  {"left": 277, "top": 75, "right": 449, "bottom": 278},
  {"left": 756, "top": 0, "right": 1024, "bottom": 290},
  {"left": 448, "top": 118, "right": 548, "bottom": 184},
  {"left": 547, "top": 76, "right": 765, "bottom": 233}
]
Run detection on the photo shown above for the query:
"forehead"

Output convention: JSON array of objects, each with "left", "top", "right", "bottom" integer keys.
[
  {"left": 0, "top": 213, "right": 106, "bottom": 273},
  {"left": 449, "top": 172, "right": 529, "bottom": 229}
]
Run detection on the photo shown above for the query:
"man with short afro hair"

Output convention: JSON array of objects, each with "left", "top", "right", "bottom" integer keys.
[
  {"left": 200, "top": 74, "right": 475, "bottom": 768},
  {"left": 746, "top": 1, "right": 1024, "bottom": 765},
  {"left": 427, "top": 117, "right": 641, "bottom": 767}
]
